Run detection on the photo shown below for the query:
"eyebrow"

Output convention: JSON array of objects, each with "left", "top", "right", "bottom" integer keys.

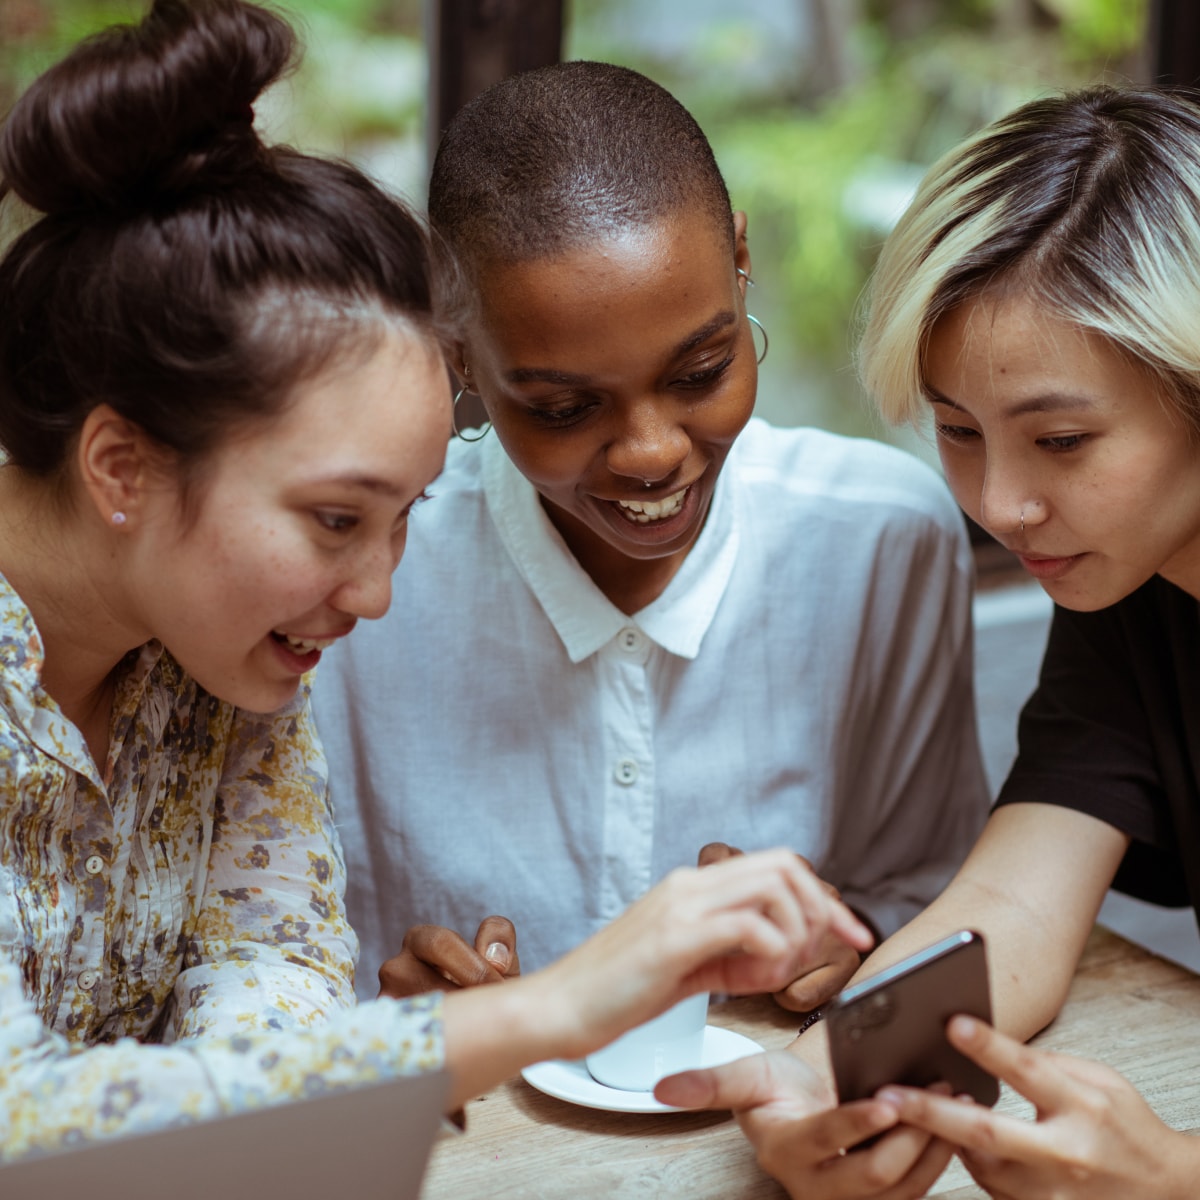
[
  {"left": 504, "top": 311, "right": 738, "bottom": 385},
  {"left": 924, "top": 382, "right": 1097, "bottom": 418},
  {"left": 305, "top": 472, "right": 407, "bottom": 498}
]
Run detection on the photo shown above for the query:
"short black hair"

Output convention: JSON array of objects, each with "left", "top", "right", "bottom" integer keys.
[{"left": 428, "top": 60, "right": 734, "bottom": 274}]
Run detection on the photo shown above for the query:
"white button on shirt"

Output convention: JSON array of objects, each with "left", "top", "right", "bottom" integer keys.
[
  {"left": 84, "top": 854, "right": 105, "bottom": 876},
  {"left": 314, "top": 419, "right": 990, "bottom": 996}
]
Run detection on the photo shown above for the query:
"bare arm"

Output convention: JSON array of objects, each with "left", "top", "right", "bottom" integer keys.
[{"left": 791, "top": 801, "right": 1129, "bottom": 1077}]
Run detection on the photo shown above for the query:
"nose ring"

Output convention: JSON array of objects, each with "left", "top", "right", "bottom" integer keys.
[{"left": 1020, "top": 510, "right": 1025, "bottom": 533}]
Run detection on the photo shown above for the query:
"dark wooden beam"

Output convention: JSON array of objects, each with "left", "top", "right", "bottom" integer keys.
[
  {"left": 1152, "top": 0, "right": 1200, "bottom": 85},
  {"left": 426, "top": 0, "right": 563, "bottom": 172}
]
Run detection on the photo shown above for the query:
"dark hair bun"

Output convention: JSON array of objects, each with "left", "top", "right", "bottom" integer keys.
[{"left": 0, "top": 0, "right": 295, "bottom": 215}]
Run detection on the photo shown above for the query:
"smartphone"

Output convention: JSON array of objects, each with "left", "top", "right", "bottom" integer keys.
[{"left": 825, "top": 929, "right": 999, "bottom": 1107}]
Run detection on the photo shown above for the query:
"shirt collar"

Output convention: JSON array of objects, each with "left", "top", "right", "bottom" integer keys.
[
  {"left": 0, "top": 571, "right": 167, "bottom": 785},
  {"left": 482, "top": 436, "right": 740, "bottom": 663}
]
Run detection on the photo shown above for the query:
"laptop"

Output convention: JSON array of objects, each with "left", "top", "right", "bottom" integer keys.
[{"left": 0, "top": 1069, "right": 449, "bottom": 1200}]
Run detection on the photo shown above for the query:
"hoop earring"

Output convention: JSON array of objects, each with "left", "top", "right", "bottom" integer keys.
[
  {"left": 736, "top": 267, "right": 755, "bottom": 288},
  {"left": 747, "top": 313, "right": 769, "bottom": 365},
  {"left": 452, "top": 388, "right": 491, "bottom": 443}
]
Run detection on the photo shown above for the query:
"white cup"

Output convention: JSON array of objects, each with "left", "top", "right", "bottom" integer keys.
[{"left": 585, "top": 992, "right": 709, "bottom": 1092}]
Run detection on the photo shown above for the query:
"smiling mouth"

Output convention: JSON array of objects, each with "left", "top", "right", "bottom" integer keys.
[
  {"left": 271, "top": 631, "right": 339, "bottom": 653},
  {"left": 615, "top": 486, "right": 688, "bottom": 524}
]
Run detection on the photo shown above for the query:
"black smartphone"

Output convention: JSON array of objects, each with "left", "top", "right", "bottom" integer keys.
[{"left": 825, "top": 929, "right": 999, "bottom": 1107}]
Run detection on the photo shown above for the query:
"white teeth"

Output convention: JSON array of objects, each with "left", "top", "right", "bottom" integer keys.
[
  {"left": 617, "top": 487, "right": 687, "bottom": 523},
  {"left": 275, "top": 632, "right": 337, "bottom": 653}
]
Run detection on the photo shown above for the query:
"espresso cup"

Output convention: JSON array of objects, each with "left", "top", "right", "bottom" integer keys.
[{"left": 585, "top": 992, "right": 709, "bottom": 1092}]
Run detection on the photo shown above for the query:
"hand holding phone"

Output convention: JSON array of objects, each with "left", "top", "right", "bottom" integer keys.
[{"left": 825, "top": 929, "right": 999, "bottom": 1107}]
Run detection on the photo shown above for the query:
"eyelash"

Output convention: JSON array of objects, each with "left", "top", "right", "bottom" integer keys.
[
  {"left": 934, "top": 422, "right": 979, "bottom": 444},
  {"left": 934, "top": 424, "right": 1087, "bottom": 454},
  {"left": 527, "top": 355, "right": 736, "bottom": 428},
  {"left": 315, "top": 490, "right": 432, "bottom": 534},
  {"left": 675, "top": 354, "right": 735, "bottom": 390}
]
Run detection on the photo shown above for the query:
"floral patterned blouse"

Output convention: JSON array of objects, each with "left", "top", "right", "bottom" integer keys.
[{"left": 0, "top": 575, "right": 443, "bottom": 1161}]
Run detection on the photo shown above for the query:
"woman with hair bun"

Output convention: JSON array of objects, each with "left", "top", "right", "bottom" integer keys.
[
  {"left": 660, "top": 85, "right": 1200, "bottom": 1199},
  {"left": 0, "top": 0, "right": 870, "bottom": 1160}
]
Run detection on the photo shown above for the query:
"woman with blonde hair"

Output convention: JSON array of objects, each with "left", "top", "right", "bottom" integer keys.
[{"left": 659, "top": 85, "right": 1200, "bottom": 1199}]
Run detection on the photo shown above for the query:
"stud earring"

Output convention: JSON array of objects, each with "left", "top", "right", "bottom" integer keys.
[{"left": 111, "top": 511, "right": 127, "bottom": 526}]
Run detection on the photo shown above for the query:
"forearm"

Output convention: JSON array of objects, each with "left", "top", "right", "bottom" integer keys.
[{"left": 794, "top": 804, "right": 1128, "bottom": 1083}]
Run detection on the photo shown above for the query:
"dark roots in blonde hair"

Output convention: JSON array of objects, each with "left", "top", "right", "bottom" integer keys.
[{"left": 859, "top": 85, "right": 1200, "bottom": 433}]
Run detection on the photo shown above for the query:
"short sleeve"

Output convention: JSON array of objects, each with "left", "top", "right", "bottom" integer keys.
[{"left": 996, "top": 587, "right": 1191, "bottom": 907}]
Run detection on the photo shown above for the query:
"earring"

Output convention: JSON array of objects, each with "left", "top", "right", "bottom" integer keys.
[
  {"left": 747, "top": 313, "right": 769, "bottom": 365},
  {"left": 737, "top": 267, "right": 755, "bottom": 288},
  {"left": 111, "top": 511, "right": 127, "bottom": 526},
  {"left": 452, "top": 387, "right": 491, "bottom": 443}
]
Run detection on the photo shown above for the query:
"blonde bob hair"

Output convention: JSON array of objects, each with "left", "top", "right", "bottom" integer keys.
[{"left": 858, "top": 86, "right": 1200, "bottom": 432}]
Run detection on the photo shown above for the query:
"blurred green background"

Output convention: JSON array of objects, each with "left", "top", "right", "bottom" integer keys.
[{"left": 0, "top": 0, "right": 1148, "bottom": 455}]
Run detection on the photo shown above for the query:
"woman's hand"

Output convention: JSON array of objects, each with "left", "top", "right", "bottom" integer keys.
[
  {"left": 698, "top": 842, "right": 868, "bottom": 1011},
  {"left": 440, "top": 849, "right": 872, "bottom": 1108},
  {"left": 377, "top": 916, "right": 519, "bottom": 998},
  {"left": 876, "top": 1015, "right": 1200, "bottom": 1200},
  {"left": 528, "top": 848, "right": 872, "bottom": 1061},
  {"left": 655, "top": 1050, "right": 954, "bottom": 1200}
]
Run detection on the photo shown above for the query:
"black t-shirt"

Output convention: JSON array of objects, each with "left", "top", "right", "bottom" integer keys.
[{"left": 996, "top": 575, "right": 1200, "bottom": 916}]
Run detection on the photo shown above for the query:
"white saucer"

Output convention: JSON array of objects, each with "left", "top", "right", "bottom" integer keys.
[{"left": 520, "top": 1025, "right": 764, "bottom": 1114}]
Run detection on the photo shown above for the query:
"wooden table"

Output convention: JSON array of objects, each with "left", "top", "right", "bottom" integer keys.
[{"left": 422, "top": 926, "right": 1200, "bottom": 1198}]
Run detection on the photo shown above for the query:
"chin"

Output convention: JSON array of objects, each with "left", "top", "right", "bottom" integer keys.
[
  {"left": 1042, "top": 573, "right": 1149, "bottom": 614},
  {"left": 187, "top": 665, "right": 302, "bottom": 714}
]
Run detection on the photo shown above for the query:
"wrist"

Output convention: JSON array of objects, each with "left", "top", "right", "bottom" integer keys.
[{"left": 1165, "top": 1128, "right": 1200, "bottom": 1200}]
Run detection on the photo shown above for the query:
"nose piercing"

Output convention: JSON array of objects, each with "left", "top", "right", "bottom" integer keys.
[{"left": 1020, "top": 510, "right": 1025, "bottom": 533}]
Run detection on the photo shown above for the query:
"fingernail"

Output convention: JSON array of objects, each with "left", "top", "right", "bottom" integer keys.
[
  {"left": 876, "top": 1087, "right": 903, "bottom": 1107},
  {"left": 948, "top": 1014, "right": 976, "bottom": 1039},
  {"left": 484, "top": 942, "right": 510, "bottom": 968}
]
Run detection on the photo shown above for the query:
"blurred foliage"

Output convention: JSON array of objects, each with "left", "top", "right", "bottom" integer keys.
[
  {"left": 0, "top": 0, "right": 1152, "bottom": 438},
  {"left": 568, "top": 0, "right": 1150, "bottom": 438}
]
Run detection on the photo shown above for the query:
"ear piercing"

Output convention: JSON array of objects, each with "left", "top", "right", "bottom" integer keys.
[{"left": 111, "top": 511, "right": 127, "bottom": 526}]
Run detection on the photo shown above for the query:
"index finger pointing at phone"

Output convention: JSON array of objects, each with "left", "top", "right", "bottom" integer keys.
[{"left": 943, "top": 1015, "right": 1081, "bottom": 1115}]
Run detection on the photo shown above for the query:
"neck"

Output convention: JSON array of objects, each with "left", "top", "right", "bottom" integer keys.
[
  {"left": 0, "top": 468, "right": 142, "bottom": 762},
  {"left": 540, "top": 497, "right": 693, "bottom": 615}
]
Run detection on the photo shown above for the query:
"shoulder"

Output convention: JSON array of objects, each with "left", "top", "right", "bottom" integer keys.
[{"left": 730, "top": 418, "right": 964, "bottom": 540}]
